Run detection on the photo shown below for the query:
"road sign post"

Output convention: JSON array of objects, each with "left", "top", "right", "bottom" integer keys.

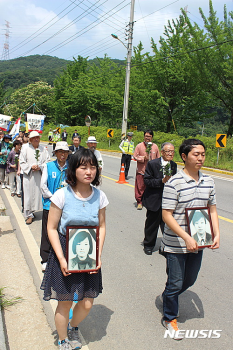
[
  {"left": 216, "top": 134, "right": 227, "bottom": 164},
  {"left": 107, "top": 129, "right": 114, "bottom": 148}
]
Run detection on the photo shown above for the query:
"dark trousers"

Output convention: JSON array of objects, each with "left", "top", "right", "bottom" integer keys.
[
  {"left": 121, "top": 154, "right": 131, "bottom": 178},
  {"left": 143, "top": 208, "right": 164, "bottom": 248},
  {"left": 40, "top": 209, "right": 51, "bottom": 264}
]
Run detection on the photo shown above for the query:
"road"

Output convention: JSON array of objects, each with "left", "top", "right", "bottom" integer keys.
[{"left": 3, "top": 147, "right": 233, "bottom": 350}]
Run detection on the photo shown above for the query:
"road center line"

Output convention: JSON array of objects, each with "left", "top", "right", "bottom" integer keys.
[
  {"left": 102, "top": 175, "right": 233, "bottom": 223},
  {"left": 102, "top": 175, "right": 134, "bottom": 188}
]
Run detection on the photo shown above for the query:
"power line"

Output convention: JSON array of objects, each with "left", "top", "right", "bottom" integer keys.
[
  {"left": 42, "top": 1, "right": 129, "bottom": 56},
  {"left": 69, "top": 26, "right": 126, "bottom": 59},
  {"left": 130, "top": 38, "right": 233, "bottom": 68},
  {"left": 135, "top": 0, "right": 179, "bottom": 22},
  {"left": 67, "top": 37, "right": 233, "bottom": 85},
  {"left": 10, "top": 0, "right": 80, "bottom": 54},
  {"left": 18, "top": 0, "right": 107, "bottom": 56},
  {"left": 68, "top": 1, "right": 182, "bottom": 63},
  {"left": 19, "top": 0, "right": 129, "bottom": 57}
]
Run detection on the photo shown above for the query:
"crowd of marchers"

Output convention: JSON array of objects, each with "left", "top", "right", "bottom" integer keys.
[{"left": 0, "top": 127, "right": 220, "bottom": 347}]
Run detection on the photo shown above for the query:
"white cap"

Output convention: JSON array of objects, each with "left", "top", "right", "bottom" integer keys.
[
  {"left": 53, "top": 141, "right": 71, "bottom": 153},
  {"left": 86, "top": 136, "right": 98, "bottom": 143},
  {"left": 29, "top": 131, "right": 40, "bottom": 139}
]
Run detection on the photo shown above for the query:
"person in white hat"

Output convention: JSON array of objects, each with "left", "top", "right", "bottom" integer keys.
[
  {"left": 19, "top": 131, "right": 50, "bottom": 224},
  {"left": 40, "top": 141, "right": 71, "bottom": 271},
  {"left": 86, "top": 136, "right": 104, "bottom": 171}
]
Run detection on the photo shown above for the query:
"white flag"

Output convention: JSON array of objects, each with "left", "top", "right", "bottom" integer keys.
[{"left": 9, "top": 117, "right": 21, "bottom": 140}]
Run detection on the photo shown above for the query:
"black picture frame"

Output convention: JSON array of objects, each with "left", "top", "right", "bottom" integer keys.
[
  {"left": 185, "top": 207, "right": 214, "bottom": 248},
  {"left": 66, "top": 226, "right": 99, "bottom": 273}
]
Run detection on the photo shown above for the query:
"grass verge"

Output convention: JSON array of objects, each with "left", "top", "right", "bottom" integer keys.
[{"left": 0, "top": 287, "right": 23, "bottom": 310}]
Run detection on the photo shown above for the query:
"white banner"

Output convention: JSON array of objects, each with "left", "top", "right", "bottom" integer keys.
[
  {"left": 26, "top": 113, "right": 45, "bottom": 133},
  {"left": 0, "top": 114, "right": 11, "bottom": 132}
]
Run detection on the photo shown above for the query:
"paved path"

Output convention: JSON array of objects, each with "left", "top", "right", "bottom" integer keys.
[{"left": 0, "top": 192, "right": 57, "bottom": 350}]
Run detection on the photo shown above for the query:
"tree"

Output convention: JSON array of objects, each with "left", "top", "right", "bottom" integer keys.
[
  {"left": 146, "top": 15, "right": 215, "bottom": 134},
  {"left": 180, "top": 0, "right": 233, "bottom": 136},
  {"left": 4, "top": 81, "right": 54, "bottom": 120},
  {"left": 53, "top": 56, "right": 124, "bottom": 126}
]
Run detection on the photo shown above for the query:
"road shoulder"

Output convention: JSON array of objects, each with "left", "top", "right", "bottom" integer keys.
[{"left": 0, "top": 193, "right": 57, "bottom": 350}]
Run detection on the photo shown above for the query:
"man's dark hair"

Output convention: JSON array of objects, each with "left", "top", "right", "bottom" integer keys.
[
  {"left": 73, "top": 135, "right": 81, "bottom": 141},
  {"left": 179, "top": 139, "right": 206, "bottom": 162},
  {"left": 67, "top": 148, "right": 100, "bottom": 187},
  {"left": 144, "top": 129, "right": 154, "bottom": 137},
  {"left": 13, "top": 140, "right": 22, "bottom": 147}
]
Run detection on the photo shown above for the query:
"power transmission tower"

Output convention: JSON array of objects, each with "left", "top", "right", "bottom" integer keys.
[{"left": 1, "top": 21, "right": 10, "bottom": 60}]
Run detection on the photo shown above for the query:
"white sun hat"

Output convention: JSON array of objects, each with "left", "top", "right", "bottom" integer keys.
[{"left": 86, "top": 136, "right": 98, "bottom": 143}]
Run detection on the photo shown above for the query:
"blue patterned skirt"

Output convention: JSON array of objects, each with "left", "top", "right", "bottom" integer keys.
[{"left": 40, "top": 233, "right": 102, "bottom": 301}]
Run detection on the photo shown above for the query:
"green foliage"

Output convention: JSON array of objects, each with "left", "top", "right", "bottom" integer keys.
[
  {"left": 4, "top": 81, "right": 54, "bottom": 120},
  {"left": 0, "top": 55, "right": 70, "bottom": 90},
  {"left": 1, "top": 1, "right": 233, "bottom": 144},
  {"left": 53, "top": 55, "right": 124, "bottom": 127},
  {"left": 41, "top": 124, "right": 233, "bottom": 171},
  {"left": 180, "top": 0, "right": 233, "bottom": 136}
]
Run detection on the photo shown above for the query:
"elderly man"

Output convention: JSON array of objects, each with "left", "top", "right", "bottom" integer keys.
[
  {"left": 133, "top": 130, "right": 160, "bottom": 210},
  {"left": 19, "top": 131, "right": 50, "bottom": 224},
  {"left": 86, "top": 136, "right": 104, "bottom": 171},
  {"left": 142, "top": 142, "right": 177, "bottom": 255},
  {"left": 40, "top": 141, "right": 70, "bottom": 271},
  {"left": 69, "top": 135, "right": 84, "bottom": 155},
  {"left": 119, "top": 132, "right": 134, "bottom": 179}
]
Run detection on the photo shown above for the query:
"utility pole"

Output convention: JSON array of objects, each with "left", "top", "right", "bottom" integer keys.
[
  {"left": 121, "top": 0, "right": 135, "bottom": 136},
  {"left": 1, "top": 21, "right": 10, "bottom": 60}
]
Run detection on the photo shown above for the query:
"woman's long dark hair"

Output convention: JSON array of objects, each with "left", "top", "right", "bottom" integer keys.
[{"left": 66, "top": 148, "right": 100, "bottom": 187}]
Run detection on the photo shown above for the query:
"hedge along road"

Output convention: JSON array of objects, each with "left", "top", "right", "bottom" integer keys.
[{"left": 9, "top": 149, "right": 233, "bottom": 350}]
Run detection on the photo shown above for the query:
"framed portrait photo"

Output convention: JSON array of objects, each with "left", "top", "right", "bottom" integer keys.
[
  {"left": 185, "top": 207, "right": 214, "bottom": 248},
  {"left": 66, "top": 226, "right": 99, "bottom": 273}
]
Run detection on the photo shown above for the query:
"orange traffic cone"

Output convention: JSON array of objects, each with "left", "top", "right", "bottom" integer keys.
[{"left": 116, "top": 163, "right": 129, "bottom": 184}]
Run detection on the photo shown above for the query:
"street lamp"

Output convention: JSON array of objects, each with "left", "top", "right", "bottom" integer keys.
[
  {"left": 111, "top": 0, "right": 135, "bottom": 136},
  {"left": 111, "top": 34, "right": 127, "bottom": 49}
]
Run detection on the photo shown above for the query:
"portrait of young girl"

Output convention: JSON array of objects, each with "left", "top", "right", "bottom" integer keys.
[
  {"left": 41, "top": 148, "right": 109, "bottom": 350},
  {"left": 68, "top": 228, "right": 97, "bottom": 272}
]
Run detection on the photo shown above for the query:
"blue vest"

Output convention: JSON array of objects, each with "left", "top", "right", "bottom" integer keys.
[
  {"left": 42, "top": 160, "right": 68, "bottom": 210},
  {"left": 58, "top": 186, "right": 100, "bottom": 236}
]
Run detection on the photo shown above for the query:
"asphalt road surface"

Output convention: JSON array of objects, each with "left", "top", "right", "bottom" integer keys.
[{"left": 4, "top": 148, "right": 233, "bottom": 350}]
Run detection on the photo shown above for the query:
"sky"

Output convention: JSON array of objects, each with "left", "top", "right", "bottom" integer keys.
[{"left": 0, "top": 0, "right": 232, "bottom": 62}]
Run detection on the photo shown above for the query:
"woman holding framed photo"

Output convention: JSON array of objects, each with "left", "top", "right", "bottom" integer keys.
[{"left": 41, "top": 149, "right": 109, "bottom": 350}]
